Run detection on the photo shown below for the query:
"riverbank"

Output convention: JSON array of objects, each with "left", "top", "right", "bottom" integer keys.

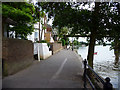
[{"left": 77, "top": 45, "right": 119, "bottom": 89}]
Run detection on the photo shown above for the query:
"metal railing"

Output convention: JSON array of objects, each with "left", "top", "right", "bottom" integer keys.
[{"left": 83, "top": 59, "right": 113, "bottom": 90}]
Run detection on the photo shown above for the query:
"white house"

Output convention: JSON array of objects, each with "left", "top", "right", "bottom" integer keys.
[
  {"left": 27, "top": 16, "right": 52, "bottom": 60},
  {"left": 27, "top": 15, "right": 46, "bottom": 42}
]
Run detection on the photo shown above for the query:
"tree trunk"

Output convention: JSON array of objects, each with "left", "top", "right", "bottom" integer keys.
[
  {"left": 41, "top": 18, "right": 44, "bottom": 41},
  {"left": 41, "top": 15, "right": 46, "bottom": 41},
  {"left": 39, "top": 21, "right": 41, "bottom": 42},
  {"left": 114, "top": 37, "right": 119, "bottom": 65},
  {"left": 87, "top": 2, "right": 100, "bottom": 68},
  {"left": 114, "top": 3, "right": 120, "bottom": 65},
  {"left": 41, "top": 27, "right": 43, "bottom": 40},
  {"left": 87, "top": 31, "right": 96, "bottom": 68}
]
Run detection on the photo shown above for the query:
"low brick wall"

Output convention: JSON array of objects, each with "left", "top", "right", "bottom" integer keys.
[
  {"left": 50, "top": 42, "right": 63, "bottom": 54},
  {"left": 2, "top": 38, "right": 33, "bottom": 76}
]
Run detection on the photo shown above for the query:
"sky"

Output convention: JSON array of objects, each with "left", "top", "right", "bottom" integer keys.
[{"left": 69, "top": 37, "right": 87, "bottom": 42}]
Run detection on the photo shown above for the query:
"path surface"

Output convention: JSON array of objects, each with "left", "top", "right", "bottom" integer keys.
[{"left": 3, "top": 49, "right": 87, "bottom": 88}]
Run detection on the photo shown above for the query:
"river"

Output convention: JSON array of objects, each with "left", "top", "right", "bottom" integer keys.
[{"left": 77, "top": 45, "right": 119, "bottom": 88}]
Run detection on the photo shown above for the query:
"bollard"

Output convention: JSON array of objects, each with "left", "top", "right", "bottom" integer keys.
[
  {"left": 103, "top": 77, "right": 113, "bottom": 90},
  {"left": 72, "top": 45, "right": 73, "bottom": 51},
  {"left": 84, "top": 59, "right": 87, "bottom": 89}
]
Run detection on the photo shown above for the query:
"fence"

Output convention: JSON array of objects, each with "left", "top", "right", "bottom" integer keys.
[{"left": 83, "top": 59, "right": 113, "bottom": 90}]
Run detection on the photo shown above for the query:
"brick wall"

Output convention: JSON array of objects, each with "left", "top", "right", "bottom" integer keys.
[
  {"left": 2, "top": 38, "right": 33, "bottom": 76},
  {"left": 50, "top": 42, "right": 63, "bottom": 54}
]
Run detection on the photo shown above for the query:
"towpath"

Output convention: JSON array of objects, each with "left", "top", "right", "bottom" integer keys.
[{"left": 3, "top": 49, "right": 89, "bottom": 88}]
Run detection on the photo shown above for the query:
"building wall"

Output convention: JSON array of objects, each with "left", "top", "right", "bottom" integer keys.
[
  {"left": 2, "top": 38, "right": 33, "bottom": 76},
  {"left": 27, "top": 29, "right": 45, "bottom": 42},
  {"left": 50, "top": 42, "right": 63, "bottom": 54},
  {"left": 44, "top": 33, "right": 51, "bottom": 42}
]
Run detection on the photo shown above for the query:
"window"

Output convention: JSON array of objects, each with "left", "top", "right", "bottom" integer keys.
[{"left": 34, "top": 32, "right": 38, "bottom": 38}]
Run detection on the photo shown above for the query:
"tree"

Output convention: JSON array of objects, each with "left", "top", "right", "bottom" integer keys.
[
  {"left": 61, "top": 39, "right": 66, "bottom": 46},
  {"left": 39, "top": 2, "right": 99, "bottom": 68},
  {"left": 36, "top": 2, "right": 47, "bottom": 42},
  {"left": 58, "top": 27, "right": 69, "bottom": 40},
  {"left": 105, "top": 2, "right": 120, "bottom": 65},
  {"left": 40, "top": 2, "right": 120, "bottom": 68},
  {"left": 2, "top": 2, "right": 36, "bottom": 39},
  {"left": 86, "top": 2, "right": 100, "bottom": 68}
]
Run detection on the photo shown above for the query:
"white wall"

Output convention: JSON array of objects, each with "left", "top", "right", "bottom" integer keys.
[
  {"left": 27, "top": 20, "right": 46, "bottom": 42},
  {"left": 34, "top": 43, "right": 52, "bottom": 59}
]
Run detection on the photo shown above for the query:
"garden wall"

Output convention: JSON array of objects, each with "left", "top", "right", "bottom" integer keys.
[
  {"left": 50, "top": 42, "right": 63, "bottom": 54},
  {"left": 2, "top": 38, "right": 33, "bottom": 76}
]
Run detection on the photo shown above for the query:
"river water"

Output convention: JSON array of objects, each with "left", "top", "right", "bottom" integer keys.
[{"left": 77, "top": 45, "right": 119, "bottom": 88}]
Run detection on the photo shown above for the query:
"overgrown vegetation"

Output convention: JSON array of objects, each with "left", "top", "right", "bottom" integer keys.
[{"left": 61, "top": 39, "right": 66, "bottom": 46}]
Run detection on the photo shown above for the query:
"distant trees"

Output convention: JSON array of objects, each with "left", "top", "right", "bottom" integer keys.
[{"left": 58, "top": 27, "right": 69, "bottom": 40}]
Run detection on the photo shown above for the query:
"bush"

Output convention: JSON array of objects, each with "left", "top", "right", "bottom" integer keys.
[
  {"left": 65, "top": 38, "right": 69, "bottom": 45},
  {"left": 40, "top": 40, "right": 48, "bottom": 43},
  {"left": 61, "top": 39, "right": 66, "bottom": 46},
  {"left": 47, "top": 43, "right": 50, "bottom": 47},
  {"left": 57, "top": 41, "right": 62, "bottom": 43}
]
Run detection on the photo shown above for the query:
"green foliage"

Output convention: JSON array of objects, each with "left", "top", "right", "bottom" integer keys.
[
  {"left": 2, "top": 3, "right": 34, "bottom": 23},
  {"left": 57, "top": 41, "right": 62, "bottom": 43},
  {"left": 39, "top": 40, "right": 48, "bottom": 43},
  {"left": 39, "top": 40, "right": 50, "bottom": 47},
  {"left": 110, "top": 39, "right": 120, "bottom": 50},
  {"left": 73, "top": 40, "right": 78, "bottom": 46},
  {"left": 58, "top": 27, "right": 69, "bottom": 40},
  {"left": 65, "top": 37, "right": 69, "bottom": 45},
  {"left": 2, "top": 2, "right": 36, "bottom": 39},
  {"left": 61, "top": 39, "right": 66, "bottom": 46},
  {"left": 40, "top": 2, "right": 120, "bottom": 65},
  {"left": 40, "top": 2, "right": 119, "bottom": 42},
  {"left": 47, "top": 43, "right": 50, "bottom": 47}
]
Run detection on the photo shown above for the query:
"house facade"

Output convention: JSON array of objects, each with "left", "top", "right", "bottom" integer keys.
[
  {"left": 27, "top": 15, "right": 54, "bottom": 43},
  {"left": 44, "top": 24, "right": 54, "bottom": 43},
  {"left": 27, "top": 22, "right": 45, "bottom": 42}
]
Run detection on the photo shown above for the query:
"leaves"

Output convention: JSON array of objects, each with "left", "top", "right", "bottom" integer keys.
[
  {"left": 2, "top": 3, "right": 33, "bottom": 23},
  {"left": 2, "top": 2, "right": 36, "bottom": 39}
]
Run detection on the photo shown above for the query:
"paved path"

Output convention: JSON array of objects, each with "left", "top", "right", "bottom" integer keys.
[{"left": 3, "top": 49, "right": 87, "bottom": 88}]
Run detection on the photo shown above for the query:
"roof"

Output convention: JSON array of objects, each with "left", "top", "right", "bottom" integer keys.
[{"left": 4, "top": 18, "right": 17, "bottom": 25}]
